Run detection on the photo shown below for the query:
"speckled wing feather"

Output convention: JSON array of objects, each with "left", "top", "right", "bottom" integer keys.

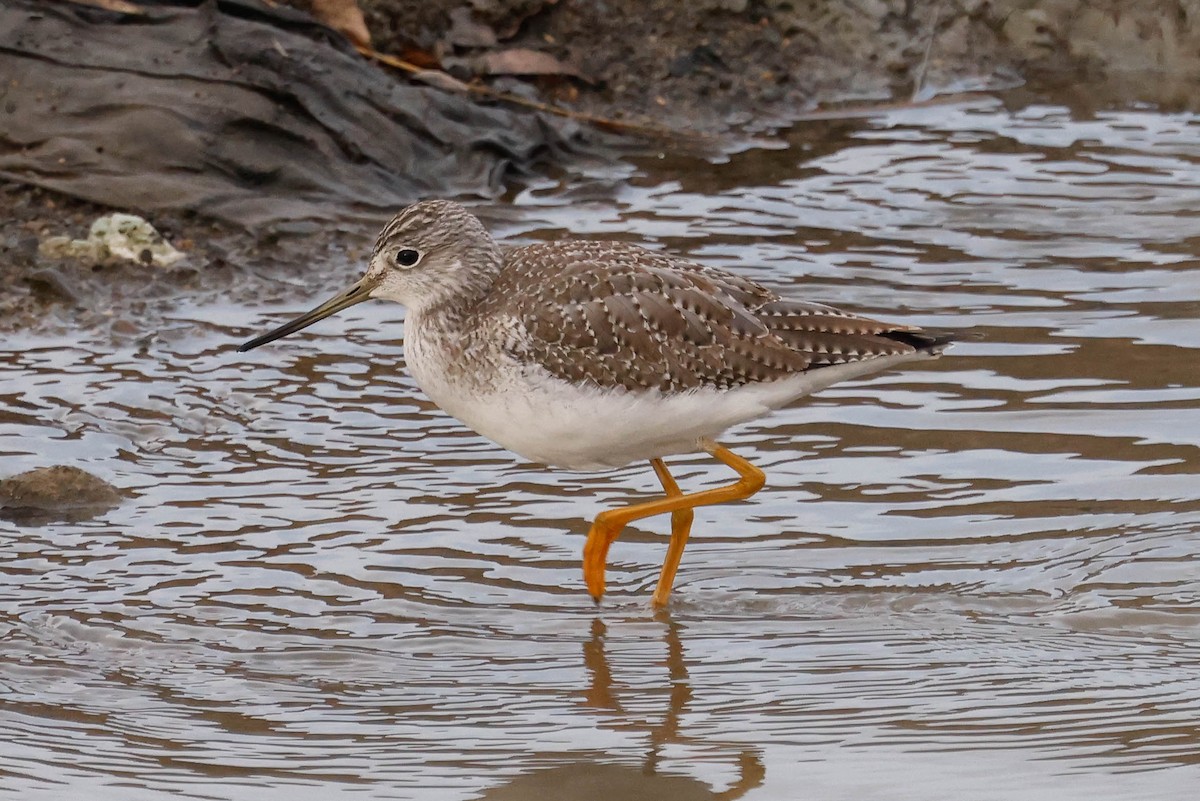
[{"left": 484, "top": 241, "right": 943, "bottom": 393}]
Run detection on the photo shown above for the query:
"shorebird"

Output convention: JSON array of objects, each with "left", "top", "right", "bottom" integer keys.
[{"left": 239, "top": 200, "right": 953, "bottom": 606}]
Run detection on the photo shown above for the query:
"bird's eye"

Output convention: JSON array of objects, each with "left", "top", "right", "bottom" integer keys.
[{"left": 395, "top": 248, "right": 421, "bottom": 267}]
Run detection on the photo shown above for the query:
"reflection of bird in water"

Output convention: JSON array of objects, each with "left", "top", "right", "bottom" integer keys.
[
  {"left": 471, "top": 761, "right": 759, "bottom": 801},
  {"left": 473, "top": 616, "right": 764, "bottom": 801},
  {"left": 240, "top": 200, "right": 953, "bottom": 605}
]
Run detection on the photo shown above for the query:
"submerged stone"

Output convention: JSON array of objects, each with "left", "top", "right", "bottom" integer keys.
[{"left": 0, "top": 465, "right": 122, "bottom": 524}]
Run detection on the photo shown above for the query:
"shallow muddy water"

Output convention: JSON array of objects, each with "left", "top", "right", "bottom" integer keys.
[{"left": 3, "top": 96, "right": 1200, "bottom": 800}]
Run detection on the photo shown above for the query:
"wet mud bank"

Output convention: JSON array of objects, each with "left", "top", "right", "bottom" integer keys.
[
  {"left": 358, "top": 0, "right": 1200, "bottom": 130},
  {"left": 0, "top": 0, "right": 572, "bottom": 335},
  {"left": 3, "top": 0, "right": 1200, "bottom": 336}
]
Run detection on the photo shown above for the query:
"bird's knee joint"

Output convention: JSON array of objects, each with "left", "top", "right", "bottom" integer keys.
[
  {"left": 740, "top": 474, "right": 766, "bottom": 495},
  {"left": 593, "top": 509, "right": 623, "bottom": 530}
]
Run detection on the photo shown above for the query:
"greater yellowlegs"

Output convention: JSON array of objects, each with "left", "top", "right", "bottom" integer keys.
[{"left": 239, "top": 200, "right": 953, "bottom": 605}]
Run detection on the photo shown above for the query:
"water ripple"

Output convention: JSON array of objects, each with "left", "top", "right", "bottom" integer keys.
[{"left": 4, "top": 97, "right": 1200, "bottom": 799}]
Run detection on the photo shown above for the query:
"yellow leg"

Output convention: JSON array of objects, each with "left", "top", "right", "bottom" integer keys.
[
  {"left": 650, "top": 458, "right": 693, "bottom": 607},
  {"left": 582, "top": 439, "right": 766, "bottom": 604}
]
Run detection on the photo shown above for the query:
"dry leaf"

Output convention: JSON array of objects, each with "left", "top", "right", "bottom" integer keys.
[
  {"left": 475, "top": 48, "right": 591, "bottom": 83},
  {"left": 311, "top": 0, "right": 371, "bottom": 48},
  {"left": 400, "top": 46, "right": 442, "bottom": 70},
  {"left": 67, "top": 0, "right": 144, "bottom": 13}
]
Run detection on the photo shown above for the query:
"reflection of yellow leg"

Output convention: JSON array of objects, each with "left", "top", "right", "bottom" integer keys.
[{"left": 582, "top": 439, "right": 766, "bottom": 604}]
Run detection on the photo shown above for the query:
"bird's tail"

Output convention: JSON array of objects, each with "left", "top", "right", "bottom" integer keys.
[{"left": 884, "top": 327, "right": 977, "bottom": 355}]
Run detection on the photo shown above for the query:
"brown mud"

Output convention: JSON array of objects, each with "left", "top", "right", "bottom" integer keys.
[
  {"left": 356, "top": 0, "right": 1200, "bottom": 130},
  {"left": 0, "top": 183, "right": 367, "bottom": 336},
  {"left": 4, "top": 0, "right": 1200, "bottom": 336}
]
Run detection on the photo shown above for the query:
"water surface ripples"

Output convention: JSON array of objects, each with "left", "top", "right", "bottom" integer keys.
[{"left": 3, "top": 97, "right": 1199, "bottom": 800}]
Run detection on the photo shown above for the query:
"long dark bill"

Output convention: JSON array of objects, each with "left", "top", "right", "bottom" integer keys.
[{"left": 238, "top": 276, "right": 376, "bottom": 352}]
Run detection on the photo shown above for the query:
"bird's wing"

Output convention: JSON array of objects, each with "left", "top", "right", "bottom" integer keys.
[{"left": 487, "top": 241, "right": 938, "bottom": 393}]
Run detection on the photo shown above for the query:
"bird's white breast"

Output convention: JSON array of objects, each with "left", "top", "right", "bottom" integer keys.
[{"left": 405, "top": 310, "right": 931, "bottom": 470}]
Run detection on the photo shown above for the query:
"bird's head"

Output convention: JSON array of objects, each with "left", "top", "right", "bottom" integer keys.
[{"left": 238, "top": 200, "right": 499, "bottom": 352}]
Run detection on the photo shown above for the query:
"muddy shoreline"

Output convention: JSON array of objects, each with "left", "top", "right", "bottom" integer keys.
[
  {"left": 354, "top": 0, "right": 1200, "bottom": 132},
  {"left": 4, "top": 0, "right": 1200, "bottom": 336},
  {"left": 0, "top": 182, "right": 372, "bottom": 338},
  {"left": 357, "top": 0, "right": 1020, "bottom": 133}
]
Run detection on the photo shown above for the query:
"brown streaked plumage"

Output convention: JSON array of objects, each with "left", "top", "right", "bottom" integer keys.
[
  {"left": 239, "top": 199, "right": 955, "bottom": 606},
  {"left": 486, "top": 240, "right": 946, "bottom": 393}
]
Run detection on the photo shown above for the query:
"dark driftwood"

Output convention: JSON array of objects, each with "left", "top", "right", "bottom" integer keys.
[{"left": 0, "top": 0, "right": 574, "bottom": 226}]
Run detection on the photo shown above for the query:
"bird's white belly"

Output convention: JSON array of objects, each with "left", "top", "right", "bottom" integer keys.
[
  {"left": 428, "top": 375, "right": 764, "bottom": 470},
  {"left": 408, "top": 340, "right": 929, "bottom": 470}
]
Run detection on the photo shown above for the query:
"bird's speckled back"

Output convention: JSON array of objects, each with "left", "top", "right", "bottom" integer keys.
[{"left": 472, "top": 240, "right": 946, "bottom": 393}]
